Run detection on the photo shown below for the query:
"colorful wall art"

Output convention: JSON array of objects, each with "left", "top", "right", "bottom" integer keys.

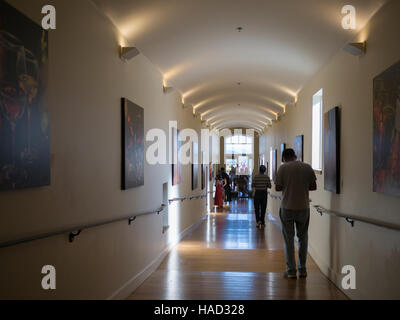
[
  {"left": 192, "top": 141, "right": 199, "bottom": 190},
  {"left": 373, "top": 59, "right": 400, "bottom": 197},
  {"left": 0, "top": 2, "right": 50, "bottom": 191},
  {"left": 280, "top": 143, "right": 286, "bottom": 164},
  {"left": 270, "top": 149, "right": 277, "bottom": 181},
  {"left": 171, "top": 128, "right": 181, "bottom": 186},
  {"left": 294, "top": 135, "right": 304, "bottom": 162},
  {"left": 121, "top": 98, "right": 144, "bottom": 190},
  {"left": 324, "top": 106, "right": 340, "bottom": 194}
]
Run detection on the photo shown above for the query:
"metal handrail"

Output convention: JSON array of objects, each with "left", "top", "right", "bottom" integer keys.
[
  {"left": 268, "top": 192, "right": 399, "bottom": 231},
  {"left": 313, "top": 205, "right": 400, "bottom": 231},
  {"left": 168, "top": 193, "right": 208, "bottom": 204},
  {"left": 0, "top": 205, "right": 166, "bottom": 249}
]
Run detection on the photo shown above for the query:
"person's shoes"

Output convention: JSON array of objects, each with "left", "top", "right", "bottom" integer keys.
[
  {"left": 260, "top": 223, "right": 265, "bottom": 228},
  {"left": 256, "top": 221, "right": 261, "bottom": 228},
  {"left": 298, "top": 269, "right": 308, "bottom": 278},
  {"left": 284, "top": 271, "right": 297, "bottom": 279}
]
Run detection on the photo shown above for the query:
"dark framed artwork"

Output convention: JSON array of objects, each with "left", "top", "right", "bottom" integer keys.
[
  {"left": 171, "top": 128, "right": 181, "bottom": 186},
  {"left": 373, "top": 60, "right": 400, "bottom": 197},
  {"left": 324, "top": 106, "right": 341, "bottom": 194},
  {"left": 294, "top": 135, "right": 304, "bottom": 162},
  {"left": 0, "top": 2, "right": 50, "bottom": 191},
  {"left": 280, "top": 143, "right": 286, "bottom": 164},
  {"left": 121, "top": 98, "right": 144, "bottom": 190},
  {"left": 259, "top": 154, "right": 265, "bottom": 166},
  {"left": 191, "top": 142, "right": 199, "bottom": 190},
  {"left": 270, "top": 149, "right": 277, "bottom": 181},
  {"left": 201, "top": 152, "right": 206, "bottom": 190}
]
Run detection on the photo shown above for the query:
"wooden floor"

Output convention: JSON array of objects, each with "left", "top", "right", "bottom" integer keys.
[{"left": 128, "top": 199, "right": 348, "bottom": 300}]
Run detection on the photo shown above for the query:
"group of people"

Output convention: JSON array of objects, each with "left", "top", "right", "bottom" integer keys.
[
  {"left": 215, "top": 148, "right": 317, "bottom": 280},
  {"left": 214, "top": 168, "right": 232, "bottom": 208}
]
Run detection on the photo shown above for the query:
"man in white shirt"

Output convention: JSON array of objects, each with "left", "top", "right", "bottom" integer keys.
[{"left": 275, "top": 149, "right": 317, "bottom": 279}]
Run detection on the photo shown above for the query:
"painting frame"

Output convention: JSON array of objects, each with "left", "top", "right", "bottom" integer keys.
[
  {"left": 280, "top": 143, "right": 287, "bottom": 164},
  {"left": 373, "top": 59, "right": 400, "bottom": 197},
  {"left": 121, "top": 98, "right": 144, "bottom": 190},
  {"left": 270, "top": 149, "right": 277, "bottom": 181},
  {"left": 324, "top": 106, "right": 341, "bottom": 194},
  {"left": 191, "top": 141, "right": 199, "bottom": 190},
  {"left": 171, "top": 127, "right": 181, "bottom": 186},
  {"left": 0, "top": 1, "right": 50, "bottom": 191},
  {"left": 294, "top": 135, "right": 304, "bottom": 162}
]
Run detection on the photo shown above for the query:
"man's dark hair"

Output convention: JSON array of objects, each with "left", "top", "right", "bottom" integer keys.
[
  {"left": 282, "top": 148, "right": 297, "bottom": 161},
  {"left": 221, "top": 167, "right": 225, "bottom": 172},
  {"left": 259, "top": 165, "right": 267, "bottom": 173}
]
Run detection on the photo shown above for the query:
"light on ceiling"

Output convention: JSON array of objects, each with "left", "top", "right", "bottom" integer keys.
[
  {"left": 182, "top": 103, "right": 193, "bottom": 109},
  {"left": 119, "top": 46, "right": 140, "bottom": 61},
  {"left": 343, "top": 41, "right": 366, "bottom": 56}
]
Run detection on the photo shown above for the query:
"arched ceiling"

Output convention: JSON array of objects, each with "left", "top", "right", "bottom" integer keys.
[{"left": 92, "top": 0, "right": 386, "bottom": 131}]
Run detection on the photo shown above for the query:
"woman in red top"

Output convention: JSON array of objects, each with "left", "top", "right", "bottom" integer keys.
[{"left": 214, "top": 175, "right": 224, "bottom": 208}]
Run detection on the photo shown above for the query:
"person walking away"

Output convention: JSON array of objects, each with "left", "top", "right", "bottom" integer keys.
[
  {"left": 251, "top": 165, "right": 271, "bottom": 228},
  {"left": 220, "top": 167, "right": 232, "bottom": 202},
  {"left": 214, "top": 175, "right": 224, "bottom": 209},
  {"left": 274, "top": 149, "right": 317, "bottom": 279}
]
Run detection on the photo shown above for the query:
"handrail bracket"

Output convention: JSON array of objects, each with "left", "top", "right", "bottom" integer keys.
[
  {"left": 69, "top": 230, "right": 82, "bottom": 243},
  {"left": 345, "top": 217, "right": 355, "bottom": 228}
]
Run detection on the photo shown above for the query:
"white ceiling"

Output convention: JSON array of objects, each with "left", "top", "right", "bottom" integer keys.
[{"left": 92, "top": 0, "right": 386, "bottom": 131}]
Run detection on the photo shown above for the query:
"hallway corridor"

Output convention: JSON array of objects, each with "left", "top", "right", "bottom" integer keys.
[
  {"left": 1, "top": 0, "right": 400, "bottom": 302},
  {"left": 128, "top": 200, "right": 347, "bottom": 300}
]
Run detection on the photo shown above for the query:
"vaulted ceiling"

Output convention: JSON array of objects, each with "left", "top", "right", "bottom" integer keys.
[{"left": 92, "top": 0, "right": 386, "bottom": 132}]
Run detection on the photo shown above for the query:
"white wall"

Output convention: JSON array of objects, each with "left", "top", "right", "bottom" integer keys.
[
  {"left": 0, "top": 0, "right": 212, "bottom": 299},
  {"left": 261, "top": 0, "right": 400, "bottom": 299}
]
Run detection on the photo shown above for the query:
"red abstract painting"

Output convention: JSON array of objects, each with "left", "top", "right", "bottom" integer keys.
[{"left": 373, "top": 60, "right": 400, "bottom": 197}]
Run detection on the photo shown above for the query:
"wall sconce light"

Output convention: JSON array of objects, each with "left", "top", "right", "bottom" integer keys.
[
  {"left": 119, "top": 46, "right": 140, "bottom": 61},
  {"left": 163, "top": 80, "right": 174, "bottom": 93},
  {"left": 343, "top": 41, "right": 366, "bottom": 56}
]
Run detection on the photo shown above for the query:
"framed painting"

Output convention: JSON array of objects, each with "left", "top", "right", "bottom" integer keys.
[
  {"left": 171, "top": 128, "right": 181, "bottom": 186},
  {"left": 270, "top": 149, "right": 277, "bottom": 181},
  {"left": 201, "top": 152, "right": 206, "bottom": 190},
  {"left": 0, "top": 1, "right": 50, "bottom": 191},
  {"left": 191, "top": 141, "right": 199, "bottom": 190},
  {"left": 294, "top": 135, "right": 304, "bottom": 162},
  {"left": 373, "top": 60, "right": 400, "bottom": 197},
  {"left": 280, "top": 143, "right": 286, "bottom": 164},
  {"left": 324, "top": 106, "right": 341, "bottom": 194},
  {"left": 259, "top": 154, "right": 265, "bottom": 166},
  {"left": 121, "top": 98, "right": 144, "bottom": 190}
]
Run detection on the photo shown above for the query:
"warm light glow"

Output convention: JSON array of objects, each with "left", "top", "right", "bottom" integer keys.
[
  {"left": 210, "top": 117, "right": 270, "bottom": 128},
  {"left": 167, "top": 187, "right": 181, "bottom": 247},
  {"left": 163, "top": 61, "right": 194, "bottom": 83},
  {"left": 205, "top": 112, "right": 273, "bottom": 125},
  {"left": 201, "top": 104, "right": 277, "bottom": 120},
  {"left": 118, "top": 7, "right": 164, "bottom": 40},
  {"left": 312, "top": 89, "right": 323, "bottom": 171}
]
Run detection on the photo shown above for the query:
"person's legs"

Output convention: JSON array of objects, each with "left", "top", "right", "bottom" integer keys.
[
  {"left": 295, "top": 209, "right": 310, "bottom": 274},
  {"left": 280, "top": 208, "right": 296, "bottom": 275},
  {"left": 227, "top": 187, "right": 232, "bottom": 201},
  {"left": 254, "top": 193, "right": 261, "bottom": 224},
  {"left": 260, "top": 196, "right": 267, "bottom": 225}
]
